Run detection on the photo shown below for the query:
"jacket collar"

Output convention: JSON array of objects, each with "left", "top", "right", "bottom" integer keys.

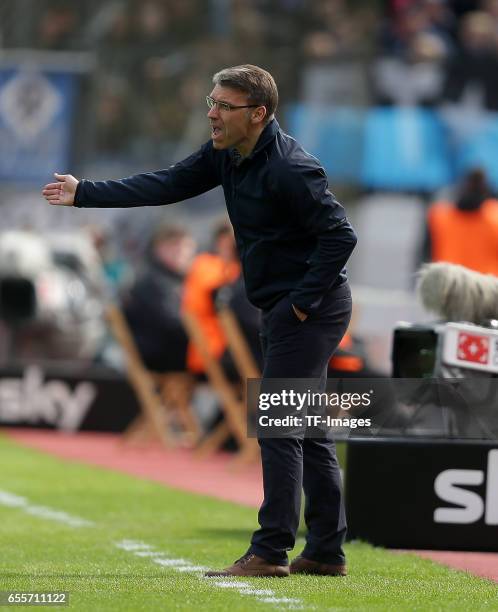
[{"left": 230, "top": 118, "right": 279, "bottom": 165}]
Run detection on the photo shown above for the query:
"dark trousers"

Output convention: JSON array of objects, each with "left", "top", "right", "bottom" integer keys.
[{"left": 248, "top": 283, "right": 352, "bottom": 566}]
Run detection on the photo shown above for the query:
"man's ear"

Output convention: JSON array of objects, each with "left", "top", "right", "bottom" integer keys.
[{"left": 251, "top": 106, "right": 267, "bottom": 124}]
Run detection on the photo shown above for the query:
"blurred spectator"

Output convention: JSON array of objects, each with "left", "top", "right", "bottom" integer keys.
[
  {"left": 442, "top": 10, "right": 498, "bottom": 110},
  {"left": 89, "top": 2, "right": 137, "bottom": 76},
  {"left": 123, "top": 224, "right": 196, "bottom": 372},
  {"left": 328, "top": 331, "right": 382, "bottom": 378},
  {"left": 482, "top": 0, "right": 498, "bottom": 33},
  {"left": 134, "top": 70, "right": 196, "bottom": 158},
  {"left": 36, "top": 2, "right": 79, "bottom": 50},
  {"left": 373, "top": 31, "right": 446, "bottom": 106},
  {"left": 135, "top": 0, "right": 170, "bottom": 42},
  {"left": 255, "top": 0, "right": 304, "bottom": 101},
  {"left": 132, "top": 0, "right": 173, "bottom": 75},
  {"left": 301, "top": 0, "right": 374, "bottom": 62},
  {"left": 169, "top": 0, "right": 205, "bottom": 45},
  {"left": 94, "top": 77, "right": 136, "bottom": 155},
  {"left": 380, "top": 0, "right": 455, "bottom": 57},
  {"left": 182, "top": 221, "right": 241, "bottom": 378},
  {"left": 86, "top": 224, "right": 131, "bottom": 292},
  {"left": 423, "top": 168, "right": 498, "bottom": 274},
  {"left": 231, "top": 0, "right": 266, "bottom": 50},
  {"left": 424, "top": 0, "right": 457, "bottom": 43},
  {"left": 379, "top": 3, "right": 433, "bottom": 57}
]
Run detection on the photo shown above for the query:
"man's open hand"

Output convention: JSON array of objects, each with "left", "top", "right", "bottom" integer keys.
[{"left": 42, "top": 173, "right": 79, "bottom": 206}]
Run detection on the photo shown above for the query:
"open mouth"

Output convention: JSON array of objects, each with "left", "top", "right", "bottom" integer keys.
[{"left": 211, "top": 126, "right": 223, "bottom": 140}]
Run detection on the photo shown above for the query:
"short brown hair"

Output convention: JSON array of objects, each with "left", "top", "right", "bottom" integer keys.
[{"left": 212, "top": 64, "right": 278, "bottom": 123}]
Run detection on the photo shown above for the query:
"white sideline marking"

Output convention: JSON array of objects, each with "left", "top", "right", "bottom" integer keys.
[
  {"left": 213, "top": 581, "right": 252, "bottom": 588},
  {"left": 263, "top": 598, "right": 302, "bottom": 604},
  {"left": 0, "top": 489, "right": 94, "bottom": 527},
  {"left": 153, "top": 558, "right": 192, "bottom": 567},
  {"left": 176, "top": 565, "right": 208, "bottom": 572},
  {"left": 115, "top": 540, "right": 152, "bottom": 551},
  {"left": 114, "top": 540, "right": 306, "bottom": 610},
  {"left": 0, "top": 494, "right": 307, "bottom": 609}
]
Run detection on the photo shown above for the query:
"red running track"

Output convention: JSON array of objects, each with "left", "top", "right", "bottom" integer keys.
[
  {"left": 3, "top": 428, "right": 498, "bottom": 583},
  {"left": 4, "top": 428, "right": 263, "bottom": 508}
]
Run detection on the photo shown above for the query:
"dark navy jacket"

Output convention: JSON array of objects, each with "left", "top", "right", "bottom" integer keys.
[{"left": 75, "top": 119, "right": 357, "bottom": 314}]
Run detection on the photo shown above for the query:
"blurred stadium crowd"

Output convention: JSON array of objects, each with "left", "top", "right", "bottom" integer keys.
[
  {"left": 2, "top": 0, "right": 498, "bottom": 162},
  {"left": 1, "top": 0, "right": 374, "bottom": 164}
]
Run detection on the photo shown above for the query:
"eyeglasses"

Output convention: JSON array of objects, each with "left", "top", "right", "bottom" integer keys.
[{"left": 206, "top": 95, "right": 259, "bottom": 113}]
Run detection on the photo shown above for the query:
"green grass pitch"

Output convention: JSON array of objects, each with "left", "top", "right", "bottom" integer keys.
[{"left": 0, "top": 434, "right": 497, "bottom": 611}]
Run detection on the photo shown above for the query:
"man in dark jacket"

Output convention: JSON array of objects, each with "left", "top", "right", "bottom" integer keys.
[
  {"left": 42, "top": 64, "right": 357, "bottom": 578},
  {"left": 123, "top": 224, "right": 195, "bottom": 372}
]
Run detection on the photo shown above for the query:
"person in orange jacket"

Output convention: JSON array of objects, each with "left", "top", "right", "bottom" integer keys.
[
  {"left": 328, "top": 332, "right": 364, "bottom": 374},
  {"left": 182, "top": 221, "right": 241, "bottom": 376},
  {"left": 424, "top": 169, "right": 498, "bottom": 275}
]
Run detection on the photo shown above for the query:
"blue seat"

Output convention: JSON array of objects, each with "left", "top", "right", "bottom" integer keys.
[
  {"left": 361, "top": 108, "right": 452, "bottom": 191},
  {"left": 286, "top": 105, "right": 365, "bottom": 183}
]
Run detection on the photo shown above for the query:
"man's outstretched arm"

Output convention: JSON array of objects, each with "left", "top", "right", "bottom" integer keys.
[{"left": 42, "top": 142, "right": 220, "bottom": 208}]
